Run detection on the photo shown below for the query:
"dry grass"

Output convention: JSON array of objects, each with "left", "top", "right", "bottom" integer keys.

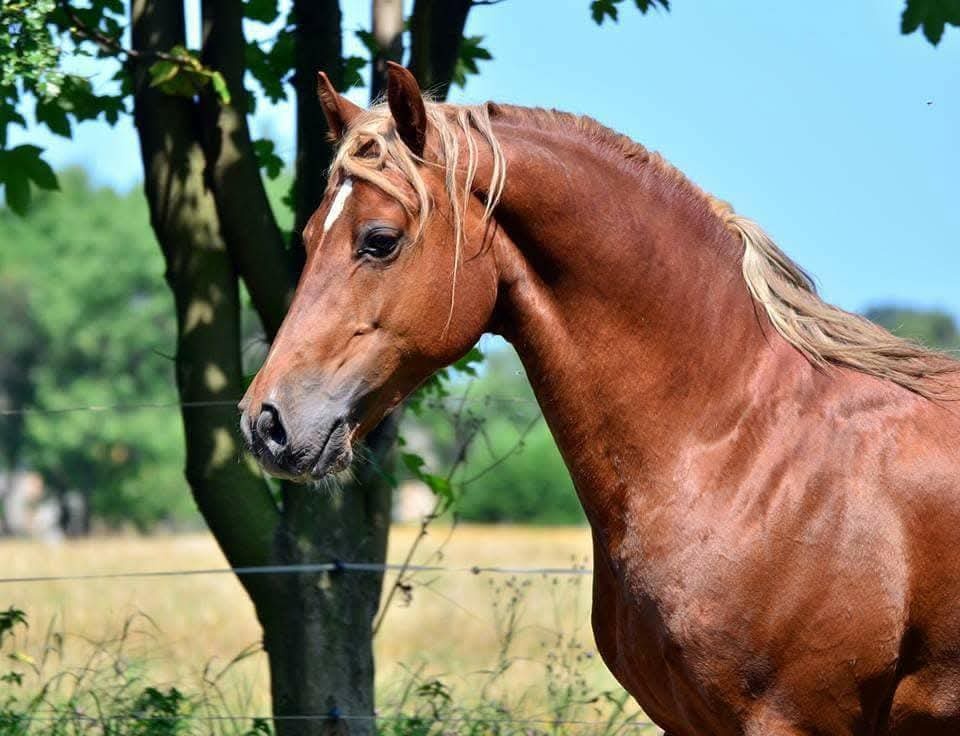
[{"left": 0, "top": 525, "right": 641, "bottom": 726}]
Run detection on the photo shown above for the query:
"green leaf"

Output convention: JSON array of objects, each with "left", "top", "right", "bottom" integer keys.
[
  {"left": 453, "top": 346, "right": 484, "bottom": 377},
  {"left": 593, "top": 0, "right": 668, "bottom": 24},
  {"left": 23, "top": 153, "right": 58, "bottom": 191},
  {"left": 925, "top": 15, "right": 946, "bottom": 44},
  {"left": 0, "top": 146, "right": 59, "bottom": 215},
  {"left": 3, "top": 172, "right": 30, "bottom": 215},
  {"left": 452, "top": 36, "right": 493, "bottom": 89},
  {"left": 0, "top": 607, "right": 27, "bottom": 645},
  {"left": 35, "top": 99, "right": 72, "bottom": 138},
  {"left": 342, "top": 56, "right": 367, "bottom": 91},
  {"left": 634, "top": 0, "right": 669, "bottom": 12},
  {"left": 400, "top": 453, "right": 454, "bottom": 510},
  {"left": 210, "top": 70, "right": 232, "bottom": 104},
  {"left": 0, "top": 105, "right": 27, "bottom": 148},
  {"left": 252, "top": 138, "right": 284, "bottom": 179},
  {"left": 355, "top": 29, "right": 380, "bottom": 56},
  {"left": 243, "top": 0, "right": 279, "bottom": 23},
  {"left": 401, "top": 452, "right": 426, "bottom": 475},
  {"left": 901, "top": 0, "right": 960, "bottom": 46},
  {"left": 148, "top": 60, "right": 180, "bottom": 87},
  {"left": 245, "top": 32, "right": 293, "bottom": 103},
  {"left": 591, "top": 0, "right": 620, "bottom": 25}
]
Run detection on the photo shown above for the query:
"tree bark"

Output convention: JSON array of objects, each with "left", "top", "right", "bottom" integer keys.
[
  {"left": 130, "top": 0, "right": 279, "bottom": 603},
  {"left": 289, "top": 0, "right": 343, "bottom": 267},
  {"left": 198, "top": 0, "right": 294, "bottom": 339},
  {"left": 408, "top": 0, "right": 473, "bottom": 101},
  {"left": 260, "top": 418, "right": 396, "bottom": 736}
]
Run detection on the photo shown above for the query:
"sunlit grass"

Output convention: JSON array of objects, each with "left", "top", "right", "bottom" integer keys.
[{"left": 1, "top": 526, "right": 652, "bottom": 733}]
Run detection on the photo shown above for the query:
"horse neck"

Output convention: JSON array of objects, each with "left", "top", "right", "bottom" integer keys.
[{"left": 487, "top": 121, "right": 788, "bottom": 524}]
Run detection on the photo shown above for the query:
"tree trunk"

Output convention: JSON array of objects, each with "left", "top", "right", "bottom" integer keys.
[
  {"left": 130, "top": 0, "right": 473, "bottom": 730},
  {"left": 408, "top": 0, "right": 473, "bottom": 101},
  {"left": 130, "top": 3, "right": 278, "bottom": 606},
  {"left": 131, "top": 2, "right": 400, "bottom": 732},
  {"left": 261, "top": 419, "right": 397, "bottom": 736},
  {"left": 289, "top": 0, "right": 343, "bottom": 266}
]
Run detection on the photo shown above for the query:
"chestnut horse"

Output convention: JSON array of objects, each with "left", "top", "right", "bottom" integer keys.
[{"left": 240, "top": 63, "right": 960, "bottom": 735}]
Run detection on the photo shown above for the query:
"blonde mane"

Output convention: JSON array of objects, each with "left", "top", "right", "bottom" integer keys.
[{"left": 330, "top": 102, "right": 957, "bottom": 400}]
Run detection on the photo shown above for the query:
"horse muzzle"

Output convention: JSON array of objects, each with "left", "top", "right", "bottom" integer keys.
[{"left": 239, "top": 392, "right": 356, "bottom": 482}]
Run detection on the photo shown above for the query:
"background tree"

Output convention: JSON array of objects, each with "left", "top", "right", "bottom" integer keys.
[
  {"left": 0, "top": 170, "right": 192, "bottom": 533},
  {"left": 0, "top": 274, "right": 46, "bottom": 534},
  {"left": 866, "top": 306, "right": 960, "bottom": 351}
]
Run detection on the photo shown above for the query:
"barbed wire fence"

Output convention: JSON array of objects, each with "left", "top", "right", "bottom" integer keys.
[{"left": 0, "top": 390, "right": 660, "bottom": 734}]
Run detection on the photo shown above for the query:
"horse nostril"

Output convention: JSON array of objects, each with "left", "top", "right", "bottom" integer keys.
[{"left": 256, "top": 403, "right": 287, "bottom": 450}]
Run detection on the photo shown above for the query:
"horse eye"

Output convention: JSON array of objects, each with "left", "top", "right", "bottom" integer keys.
[{"left": 357, "top": 228, "right": 402, "bottom": 260}]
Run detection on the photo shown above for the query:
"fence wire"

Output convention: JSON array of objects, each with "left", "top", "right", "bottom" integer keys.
[
  {"left": 0, "top": 560, "right": 592, "bottom": 586},
  {"left": 10, "top": 712, "right": 658, "bottom": 730},
  {"left": 0, "top": 393, "right": 540, "bottom": 417}
]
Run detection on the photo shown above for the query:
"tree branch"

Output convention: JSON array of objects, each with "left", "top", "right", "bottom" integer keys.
[
  {"left": 199, "top": 0, "right": 294, "bottom": 340},
  {"left": 59, "top": 0, "right": 190, "bottom": 66},
  {"left": 288, "top": 0, "right": 343, "bottom": 266}
]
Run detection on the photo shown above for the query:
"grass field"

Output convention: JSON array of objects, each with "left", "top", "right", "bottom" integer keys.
[{"left": 1, "top": 525, "right": 653, "bottom": 731}]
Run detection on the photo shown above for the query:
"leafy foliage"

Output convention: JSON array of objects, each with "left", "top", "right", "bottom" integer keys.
[
  {"left": 452, "top": 36, "right": 492, "bottom": 89},
  {"left": 245, "top": 30, "right": 294, "bottom": 103},
  {"left": 0, "top": 0, "right": 61, "bottom": 95},
  {"left": 0, "top": 2, "right": 240, "bottom": 214},
  {"left": 375, "top": 574, "right": 641, "bottom": 734},
  {"left": 402, "top": 348, "right": 585, "bottom": 525},
  {"left": 901, "top": 0, "right": 960, "bottom": 45},
  {"left": 590, "top": 0, "right": 670, "bottom": 25},
  {"left": 0, "top": 278, "right": 47, "bottom": 471},
  {"left": 0, "top": 144, "right": 58, "bottom": 214},
  {"left": 148, "top": 46, "right": 231, "bottom": 104},
  {"left": 242, "top": 0, "right": 280, "bottom": 25},
  {"left": 0, "top": 1, "right": 129, "bottom": 209},
  {"left": 252, "top": 139, "right": 284, "bottom": 180}
]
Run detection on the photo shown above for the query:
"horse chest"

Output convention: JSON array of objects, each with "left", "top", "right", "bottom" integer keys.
[
  {"left": 589, "top": 524, "right": 769, "bottom": 734},
  {"left": 593, "top": 544, "right": 736, "bottom": 734}
]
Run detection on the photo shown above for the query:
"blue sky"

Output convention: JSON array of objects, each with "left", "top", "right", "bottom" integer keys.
[{"left": 12, "top": 0, "right": 959, "bottom": 319}]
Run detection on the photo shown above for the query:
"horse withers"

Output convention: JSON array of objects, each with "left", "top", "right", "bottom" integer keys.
[{"left": 240, "top": 63, "right": 960, "bottom": 735}]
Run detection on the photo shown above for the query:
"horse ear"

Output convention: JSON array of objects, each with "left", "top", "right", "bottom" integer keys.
[
  {"left": 316, "top": 71, "right": 364, "bottom": 139},
  {"left": 385, "top": 61, "right": 427, "bottom": 157}
]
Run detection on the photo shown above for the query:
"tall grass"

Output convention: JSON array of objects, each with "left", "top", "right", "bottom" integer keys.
[
  {"left": 2, "top": 531, "right": 657, "bottom": 734},
  {"left": 1, "top": 568, "right": 654, "bottom": 735},
  {"left": 0, "top": 606, "right": 266, "bottom": 736},
  {"left": 375, "top": 568, "right": 653, "bottom": 735}
]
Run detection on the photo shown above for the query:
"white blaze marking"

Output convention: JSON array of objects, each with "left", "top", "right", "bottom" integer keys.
[{"left": 323, "top": 178, "right": 354, "bottom": 235}]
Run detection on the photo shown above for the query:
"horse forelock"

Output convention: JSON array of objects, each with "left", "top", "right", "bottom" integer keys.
[{"left": 329, "top": 101, "right": 506, "bottom": 253}]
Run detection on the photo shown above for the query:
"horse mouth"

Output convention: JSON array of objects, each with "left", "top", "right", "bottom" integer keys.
[{"left": 307, "top": 418, "right": 354, "bottom": 479}]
